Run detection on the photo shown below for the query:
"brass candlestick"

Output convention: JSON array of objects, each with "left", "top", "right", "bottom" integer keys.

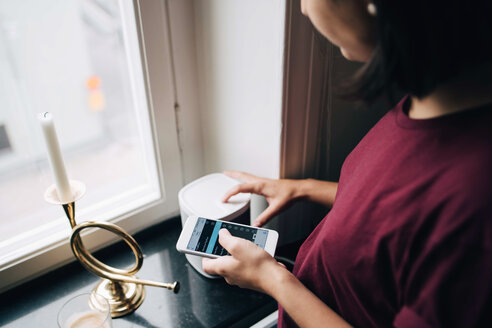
[{"left": 45, "top": 180, "right": 179, "bottom": 318}]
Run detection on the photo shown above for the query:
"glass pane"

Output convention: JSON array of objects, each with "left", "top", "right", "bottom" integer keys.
[{"left": 0, "top": 0, "right": 160, "bottom": 264}]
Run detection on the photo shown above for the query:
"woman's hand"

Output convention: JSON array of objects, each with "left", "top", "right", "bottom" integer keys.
[
  {"left": 222, "top": 171, "right": 303, "bottom": 227},
  {"left": 203, "top": 230, "right": 351, "bottom": 328},
  {"left": 203, "top": 229, "right": 351, "bottom": 328},
  {"left": 202, "top": 229, "right": 287, "bottom": 294}
]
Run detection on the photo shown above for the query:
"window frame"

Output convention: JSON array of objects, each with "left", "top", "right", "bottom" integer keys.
[{"left": 0, "top": 0, "right": 183, "bottom": 293}]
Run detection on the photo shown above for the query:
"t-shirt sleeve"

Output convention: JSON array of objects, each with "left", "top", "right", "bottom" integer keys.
[{"left": 393, "top": 220, "right": 492, "bottom": 328}]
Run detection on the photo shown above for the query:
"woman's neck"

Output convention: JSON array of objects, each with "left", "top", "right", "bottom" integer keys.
[{"left": 409, "top": 65, "right": 492, "bottom": 119}]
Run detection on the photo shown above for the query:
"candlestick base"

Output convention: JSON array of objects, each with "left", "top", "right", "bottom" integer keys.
[{"left": 92, "top": 279, "right": 145, "bottom": 318}]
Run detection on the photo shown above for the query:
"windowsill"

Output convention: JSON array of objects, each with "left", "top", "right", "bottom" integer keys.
[{"left": 0, "top": 216, "right": 277, "bottom": 327}]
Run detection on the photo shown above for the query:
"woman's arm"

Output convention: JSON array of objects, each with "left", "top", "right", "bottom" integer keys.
[
  {"left": 202, "top": 229, "right": 351, "bottom": 328},
  {"left": 269, "top": 265, "right": 351, "bottom": 328},
  {"left": 296, "top": 178, "right": 338, "bottom": 208}
]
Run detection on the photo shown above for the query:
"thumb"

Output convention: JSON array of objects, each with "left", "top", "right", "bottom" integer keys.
[{"left": 218, "top": 228, "right": 243, "bottom": 256}]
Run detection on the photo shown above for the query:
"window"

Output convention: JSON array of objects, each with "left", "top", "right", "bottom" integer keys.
[{"left": 0, "top": 0, "right": 183, "bottom": 292}]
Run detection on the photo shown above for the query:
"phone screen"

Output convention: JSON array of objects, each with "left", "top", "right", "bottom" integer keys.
[{"left": 186, "top": 218, "right": 268, "bottom": 256}]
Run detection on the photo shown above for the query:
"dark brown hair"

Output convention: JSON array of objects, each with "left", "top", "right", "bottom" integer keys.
[{"left": 349, "top": 0, "right": 492, "bottom": 102}]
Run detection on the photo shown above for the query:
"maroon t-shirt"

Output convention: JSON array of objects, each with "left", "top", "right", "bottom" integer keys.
[{"left": 278, "top": 97, "right": 492, "bottom": 327}]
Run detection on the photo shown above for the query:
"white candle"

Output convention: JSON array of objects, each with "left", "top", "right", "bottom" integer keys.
[{"left": 38, "top": 112, "right": 73, "bottom": 204}]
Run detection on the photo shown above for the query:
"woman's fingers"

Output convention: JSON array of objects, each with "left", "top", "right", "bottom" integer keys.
[
  {"left": 202, "top": 229, "right": 277, "bottom": 292},
  {"left": 202, "top": 256, "right": 234, "bottom": 276},
  {"left": 217, "top": 229, "right": 246, "bottom": 256},
  {"left": 222, "top": 183, "right": 260, "bottom": 202},
  {"left": 222, "top": 171, "right": 264, "bottom": 202},
  {"left": 252, "top": 204, "right": 280, "bottom": 227},
  {"left": 201, "top": 258, "right": 215, "bottom": 274},
  {"left": 201, "top": 230, "right": 247, "bottom": 274}
]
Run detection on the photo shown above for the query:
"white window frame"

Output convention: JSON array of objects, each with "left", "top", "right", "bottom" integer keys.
[{"left": 0, "top": 0, "right": 184, "bottom": 293}]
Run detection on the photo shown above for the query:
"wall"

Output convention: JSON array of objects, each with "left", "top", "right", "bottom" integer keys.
[
  {"left": 193, "top": 0, "right": 285, "bottom": 179},
  {"left": 168, "top": 0, "right": 286, "bottom": 235},
  {"left": 167, "top": 0, "right": 205, "bottom": 185}
]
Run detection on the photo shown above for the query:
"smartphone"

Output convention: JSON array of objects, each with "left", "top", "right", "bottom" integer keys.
[{"left": 176, "top": 216, "right": 279, "bottom": 258}]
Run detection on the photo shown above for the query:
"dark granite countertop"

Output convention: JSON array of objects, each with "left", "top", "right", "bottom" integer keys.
[{"left": 0, "top": 217, "right": 277, "bottom": 327}]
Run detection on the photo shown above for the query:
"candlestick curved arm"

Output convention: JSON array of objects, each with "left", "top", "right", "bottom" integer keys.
[{"left": 70, "top": 221, "right": 179, "bottom": 292}]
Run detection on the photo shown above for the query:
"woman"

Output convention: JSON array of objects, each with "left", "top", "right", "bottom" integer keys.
[{"left": 202, "top": 0, "right": 492, "bottom": 327}]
